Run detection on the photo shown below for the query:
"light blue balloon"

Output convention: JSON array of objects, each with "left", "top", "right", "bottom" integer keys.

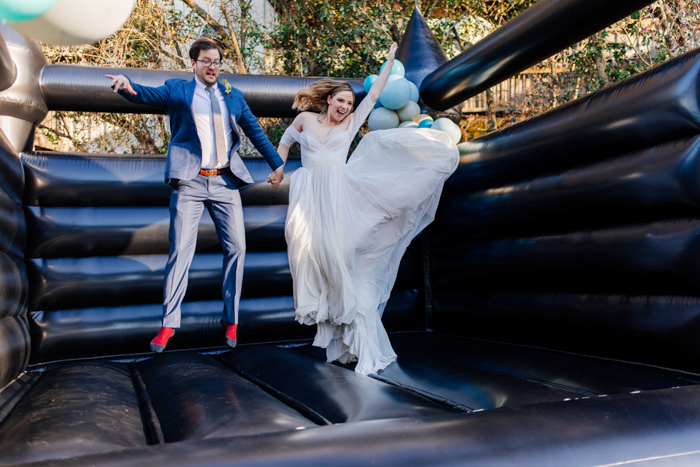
[
  {"left": 0, "top": 0, "right": 58, "bottom": 23},
  {"left": 407, "top": 81, "right": 419, "bottom": 102},
  {"left": 380, "top": 59, "right": 405, "bottom": 77},
  {"left": 363, "top": 74, "right": 378, "bottom": 93},
  {"left": 379, "top": 77, "right": 411, "bottom": 110},
  {"left": 418, "top": 119, "right": 433, "bottom": 128}
]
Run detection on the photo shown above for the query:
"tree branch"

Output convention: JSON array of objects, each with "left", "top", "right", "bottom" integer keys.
[
  {"left": 181, "top": 0, "right": 247, "bottom": 73},
  {"left": 343, "top": 41, "right": 367, "bottom": 61},
  {"left": 390, "top": 23, "right": 402, "bottom": 43}
]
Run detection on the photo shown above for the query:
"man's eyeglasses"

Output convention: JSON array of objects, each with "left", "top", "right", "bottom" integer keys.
[{"left": 197, "top": 59, "right": 223, "bottom": 68}]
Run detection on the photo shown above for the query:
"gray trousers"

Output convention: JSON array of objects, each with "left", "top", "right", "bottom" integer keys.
[{"left": 162, "top": 172, "right": 245, "bottom": 328}]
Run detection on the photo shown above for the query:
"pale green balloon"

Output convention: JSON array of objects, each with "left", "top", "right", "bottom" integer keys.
[
  {"left": 396, "top": 101, "right": 421, "bottom": 122},
  {"left": 368, "top": 107, "right": 399, "bottom": 131}
]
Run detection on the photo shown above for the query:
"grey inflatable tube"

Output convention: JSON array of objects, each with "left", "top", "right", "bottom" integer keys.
[{"left": 40, "top": 65, "right": 365, "bottom": 118}]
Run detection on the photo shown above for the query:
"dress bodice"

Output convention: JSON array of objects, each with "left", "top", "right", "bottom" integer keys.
[{"left": 281, "top": 97, "right": 374, "bottom": 169}]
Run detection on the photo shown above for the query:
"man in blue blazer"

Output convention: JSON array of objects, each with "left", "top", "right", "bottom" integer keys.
[{"left": 107, "top": 37, "right": 285, "bottom": 353}]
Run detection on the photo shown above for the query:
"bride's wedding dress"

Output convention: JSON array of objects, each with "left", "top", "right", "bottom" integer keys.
[{"left": 281, "top": 96, "right": 459, "bottom": 375}]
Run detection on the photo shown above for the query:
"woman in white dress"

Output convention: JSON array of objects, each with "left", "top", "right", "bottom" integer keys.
[{"left": 271, "top": 44, "right": 459, "bottom": 375}]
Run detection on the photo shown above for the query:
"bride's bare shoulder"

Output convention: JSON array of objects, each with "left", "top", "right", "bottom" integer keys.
[{"left": 293, "top": 112, "right": 318, "bottom": 132}]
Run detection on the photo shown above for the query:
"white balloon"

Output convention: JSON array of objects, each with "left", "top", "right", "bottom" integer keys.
[
  {"left": 431, "top": 118, "right": 454, "bottom": 133},
  {"left": 432, "top": 118, "right": 461, "bottom": 143},
  {"left": 449, "top": 123, "right": 462, "bottom": 143},
  {"left": 398, "top": 121, "right": 419, "bottom": 128},
  {"left": 396, "top": 101, "right": 421, "bottom": 122},
  {"left": 368, "top": 107, "right": 399, "bottom": 131},
  {"left": 12, "top": 0, "right": 136, "bottom": 46},
  {"left": 414, "top": 114, "right": 433, "bottom": 123}
]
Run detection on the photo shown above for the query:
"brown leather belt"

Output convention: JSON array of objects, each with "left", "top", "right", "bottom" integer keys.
[{"left": 199, "top": 167, "right": 231, "bottom": 176}]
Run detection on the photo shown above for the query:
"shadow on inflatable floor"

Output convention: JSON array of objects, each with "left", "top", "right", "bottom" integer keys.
[{"left": 1, "top": 331, "right": 700, "bottom": 466}]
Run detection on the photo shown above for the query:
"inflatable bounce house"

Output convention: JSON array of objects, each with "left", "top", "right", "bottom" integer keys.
[{"left": 2, "top": 0, "right": 700, "bottom": 464}]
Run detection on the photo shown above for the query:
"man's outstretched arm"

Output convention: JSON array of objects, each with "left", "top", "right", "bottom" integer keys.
[{"left": 106, "top": 74, "right": 170, "bottom": 110}]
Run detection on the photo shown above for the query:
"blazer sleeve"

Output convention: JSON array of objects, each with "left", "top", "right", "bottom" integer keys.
[
  {"left": 116, "top": 76, "right": 170, "bottom": 111},
  {"left": 236, "top": 93, "right": 284, "bottom": 171}
]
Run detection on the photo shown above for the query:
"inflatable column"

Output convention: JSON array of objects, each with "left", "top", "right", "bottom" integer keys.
[
  {"left": 0, "top": 30, "right": 30, "bottom": 387},
  {"left": 0, "top": 25, "right": 47, "bottom": 153}
]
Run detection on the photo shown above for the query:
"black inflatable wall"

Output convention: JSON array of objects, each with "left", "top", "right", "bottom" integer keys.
[
  {"left": 431, "top": 47, "right": 700, "bottom": 372},
  {"left": 0, "top": 129, "right": 29, "bottom": 389},
  {"left": 23, "top": 151, "right": 426, "bottom": 364},
  {"left": 420, "top": 0, "right": 655, "bottom": 109}
]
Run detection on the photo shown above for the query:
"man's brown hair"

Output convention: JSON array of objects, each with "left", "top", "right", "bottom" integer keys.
[{"left": 189, "top": 37, "right": 223, "bottom": 61}]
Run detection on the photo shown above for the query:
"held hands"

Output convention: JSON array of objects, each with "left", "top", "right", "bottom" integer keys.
[
  {"left": 105, "top": 74, "right": 137, "bottom": 95},
  {"left": 267, "top": 166, "right": 284, "bottom": 189}
]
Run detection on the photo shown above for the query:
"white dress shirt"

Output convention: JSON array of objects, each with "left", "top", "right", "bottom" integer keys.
[{"left": 192, "top": 77, "right": 234, "bottom": 169}]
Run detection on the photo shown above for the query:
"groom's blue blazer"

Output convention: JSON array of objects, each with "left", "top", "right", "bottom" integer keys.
[{"left": 118, "top": 77, "right": 283, "bottom": 184}]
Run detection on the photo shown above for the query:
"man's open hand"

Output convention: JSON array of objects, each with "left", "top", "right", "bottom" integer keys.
[
  {"left": 267, "top": 166, "right": 284, "bottom": 188},
  {"left": 106, "top": 74, "right": 137, "bottom": 95}
]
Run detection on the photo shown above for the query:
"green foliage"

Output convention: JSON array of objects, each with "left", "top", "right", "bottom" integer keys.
[
  {"left": 520, "top": 1, "right": 700, "bottom": 117},
  {"left": 267, "top": 0, "right": 411, "bottom": 78},
  {"left": 35, "top": 0, "right": 700, "bottom": 152}
]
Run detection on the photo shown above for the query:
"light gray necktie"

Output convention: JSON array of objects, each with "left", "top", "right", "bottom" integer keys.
[{"left": 206, "top": 86, "right": 229, "bottom": 167}]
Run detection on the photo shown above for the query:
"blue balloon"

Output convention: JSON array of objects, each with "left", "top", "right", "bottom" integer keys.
[
  {"left": 0, "top": 0, "right": 58, "bottom": 23},
  {"left": 374, "top": 99, "right": 383, "bottom": 109},
  {"left": 363, "top": 74, "right": 378, "bottom": 93},
  {"left": 418, "top": 119, "right": 433, "bottom": 128},
  {"left": 408, "top": 81, "right": 420, "bottom": 102},
  {"left": 379, "top": 77, "right": 411, "bottom": 110},
  {"left": 380, "top": 59, "right": 405, "bottom": 77}
]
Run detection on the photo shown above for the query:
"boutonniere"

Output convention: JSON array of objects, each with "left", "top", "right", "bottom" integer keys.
[{"left": 222, "top": 79, "right": 232, "bottom": 97}]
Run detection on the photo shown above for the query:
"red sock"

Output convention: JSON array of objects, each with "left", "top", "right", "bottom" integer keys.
[
  {"left": 150, "top": 327, "right": 174, "bottom": 353},
  {"left": 222, "top": 321, "right": 237, "bottom": 348}
]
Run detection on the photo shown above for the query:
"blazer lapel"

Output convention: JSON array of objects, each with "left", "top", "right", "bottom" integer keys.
[{"left": 185, "top": 78, "right": 196, "bottom": 120}]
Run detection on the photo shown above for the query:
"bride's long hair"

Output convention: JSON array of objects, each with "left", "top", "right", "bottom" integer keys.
[{"left": 293, "top": 78, "right": 355, "bottom": 118}]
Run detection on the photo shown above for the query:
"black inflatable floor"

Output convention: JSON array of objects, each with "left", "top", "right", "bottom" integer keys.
[{"left": 1, "top": 332, "right": 698, "bottom": 466}]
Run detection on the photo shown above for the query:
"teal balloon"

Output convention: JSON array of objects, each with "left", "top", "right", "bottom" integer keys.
[
  {"left": 0, "top": 0, "right": 58, "bottom": 23},
  {"left": 379, "top": 77, "right": 411, "bottom": 110},
  {"left": 380, "top": 59, "right": 405, "bottom": 77},
  {"left": 418, "top": 119, "right": 433, "bottom": 128},
  {"left": 408, "top": 81, "right": 419, "bottom": 102},
  {"left": 363, "top": 74, "right": 378, "bottom": 93}
]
